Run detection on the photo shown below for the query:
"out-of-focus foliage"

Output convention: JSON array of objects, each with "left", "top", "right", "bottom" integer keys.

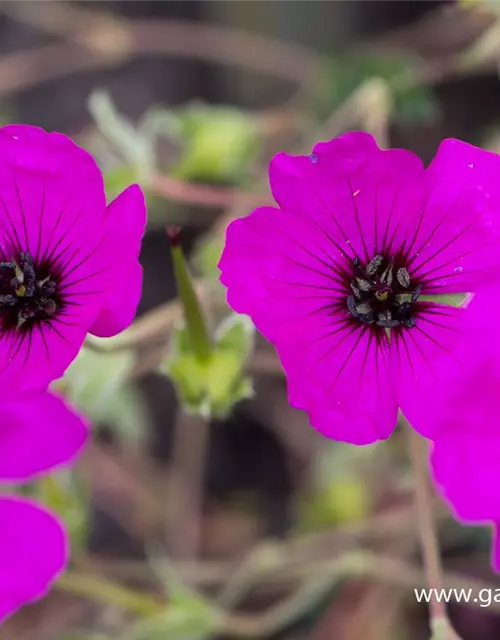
[
  {"left": 30, "top": 471, "right": 89, "bottom": 555},
  {"left": 170, "top": 103, "right": 260, "bottom": 184},
  {"left": 164, "top": 313, "right": 254, "bottom": 419},
  {"left": 459, "top": 0, "right": 500, "bottom": 11},
  {"left": 53, "top": 340, "right": 145, "bottom": 443},
  {"left": 126, "top": 556, "right": 221, "bottom": 640},
  {"left": 88, "top": 90, "right": 155, "bottom": 193},
  {"left": 193, "top": 233, "right": 225, "bottom": 280},
  {"left": 163, "top": 239, "right": 254, "bottom": 418},
  {"left": 87, "top": 91, "right": 261, "bottom": 203},
  {"left": 320, "top": 52, "right": 439, "bottom": 125},
  {"left": 131, "top": 596, "right": 219, "bottom": 640},
  {"left": 299, "top": 443, "right": 374, "bottom": 531}
]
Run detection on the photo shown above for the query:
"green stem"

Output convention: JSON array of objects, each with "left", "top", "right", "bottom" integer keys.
[
  {"left": 170, "top": 240, "right": 212, "bottom": 362},
  {"left": 56, "top": 571, "right": 163, "bottom": 618}
]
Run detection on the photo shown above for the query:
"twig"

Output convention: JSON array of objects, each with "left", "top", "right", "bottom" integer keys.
[
  {"left": 148, "top": 173, "right": 269, "bottom": 209},
  {"left": 407, "top": 426, "right": 461, "bottom": 639},
  {"left": 59, "top": 550, "right": 500, "bottom": 640},
  {"left": 165, "top": 411, "right": 211, "bottom": 561},
  {"left": 55, "top": 572, "right": 163, "bottom": 618}
]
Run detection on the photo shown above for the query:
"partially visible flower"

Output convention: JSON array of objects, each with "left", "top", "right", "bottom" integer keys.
[
  {"left": 424, "top": 290, "right": 500, "bottom": 571},
  {"left": 219, "top": 132, "right": 500, "bottom": 444},
  {"left": 0, "top": 125, "right": 146, "bottom": 399},
  {"left": 0, "top": 391, "right": 88, "bottom": 621}
]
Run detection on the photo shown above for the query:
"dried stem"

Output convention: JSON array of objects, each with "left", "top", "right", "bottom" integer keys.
[
  {"left": 406, "top": 424, "right": 460, "bottom": 639},
  {"left": 149, "top": 174, "right": 269, "bottom": 209},
  {"left": 166, "top": 411, "right": 211, "bottom": 561}
]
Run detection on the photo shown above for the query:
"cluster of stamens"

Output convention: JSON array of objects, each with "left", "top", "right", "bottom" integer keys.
[
  {"left": 347, "top": 255, "right": 422, "bottom": 329},
  {"left": 0, "top": 252, "right": 58, "bottom": 331}
]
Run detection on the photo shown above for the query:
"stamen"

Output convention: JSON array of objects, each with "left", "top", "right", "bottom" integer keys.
[
  {"left": 0, "top": 251, "right": 59, "bottom": 331},
  {"left": 397, "top": 267, "right": 410, "bottom": 289},
  {"left": 366, "top": 254, "right": 383, "bottom": 277},
  {"left": 346, "top": 254, "right": 421, "bottom": 331}
]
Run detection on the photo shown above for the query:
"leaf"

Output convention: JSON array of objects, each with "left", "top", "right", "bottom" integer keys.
[
  {"left": 215, "top": 313, "right": 255, "bottom": 360},
  {"left": 103, "top": 164, "right": 139, "bottom": 201},
  {"left": 321, "top": 53, "right": 439, "bottom": 125},
  {"left": 393, "top": 81, "right": 439, "bottom": 125},
  {"left": 298, "top": 477, "right": 371, "bottom": 532},
  {"left": 193, "top": 234, "right": 225, "bottom": 280},
  {"left": 54, "top": 345, "right": 146, "bottom": 443},
  {"left": 170, "top": 103, "right": 260, "bottom": 185},
  {"left": 87, "top": 89, "right": 156, "bottom": 180},
  {"left": 163, "top": 313, "right": 256, "bottom": 419},
  {"left": 132, "top": 556, "right": 221, "bottom": 640},
  {"left": 32, "top": 470, "right": 90, "bottom": 554}
]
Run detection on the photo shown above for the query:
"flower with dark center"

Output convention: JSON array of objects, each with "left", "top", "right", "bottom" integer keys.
[
  {"left": 219, "top": 132, "right": 500, "bottom": 444},
  {"left": 0, "top": 125, "right": 146, "bottom": 397}
]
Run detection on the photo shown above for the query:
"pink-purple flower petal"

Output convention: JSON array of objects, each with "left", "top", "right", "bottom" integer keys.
[
  {"left": 0, "top": 497, "right": 67, "bottom": 623},
  {"left": 0, "top": 392, "right": 88, "bottom": 481},
  {"left": 219, "top": 131, "right": 500, "bottom": 445},
  {"left": 0, "top": 125, "right": 146, "bottom": 397},
  {"left": 403, "top": 138, "right": 500, "bottom": 295},
  {"left": 90, "top": 185, "right": 146, "bottom": 338}
]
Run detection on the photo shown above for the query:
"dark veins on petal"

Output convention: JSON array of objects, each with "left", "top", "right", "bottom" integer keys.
[
  {"left": 346, "top": 254, "right": 422, "bottom": 330},
  {"left": 0, "top": 252, "right": 60, "bottom": 331}
]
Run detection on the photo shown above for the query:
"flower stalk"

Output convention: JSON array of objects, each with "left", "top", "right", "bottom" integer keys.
[
  {"left": 168, "top": 227, "right": 212, "bottom": 363},
  {"left": 406, "top": 422, "right": 462, "bottom": 640}
]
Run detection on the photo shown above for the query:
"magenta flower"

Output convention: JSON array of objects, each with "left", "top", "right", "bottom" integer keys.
[
  {"left": 219, "top": 132, "right": 500, "bottom": 444},
  {"left": 0, "top": 125, "right": 146, "bottom": 398},
  {"left": 0, "top": 391, "right": 88, "bottom": 621},
  {"left": 423, "top": 290, "right": 500, "bottom": 571}
]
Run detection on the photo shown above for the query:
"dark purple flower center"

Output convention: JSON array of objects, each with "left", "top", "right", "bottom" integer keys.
[
  {"left": 0, "top": 252, "right": 59, "bottom": 331},
  {"left": 347, "top": 255, "right": 422, "bottom": 329}
]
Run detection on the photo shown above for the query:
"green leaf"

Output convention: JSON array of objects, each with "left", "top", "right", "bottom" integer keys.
[
  {"left": 163, "top": 313, "right": 255, "bottom": 419},
  {"left": 215, "top": 313, "right": 255, "bottom": 359},
  {"left": 171, "top": 243, "right": 212, "bottom": 363},
  {"left": 138, "top": 105, "right": 183, "bottom": 143},
  {"left": 320, "top": 53, "right": 439, "bottom": 125},
  {"left": 298, "top": 477, "right": 371, "bottom": 532},
  {"left": 87, "top": 89, "right": 156, "bottom": 180},
  {"left": 32, "top": 470, "right": 89, "bottom": 554},
  {"left": 393, "top": 81, "right": 438, "bottom": 125},
  {"left": 193, "top": 234, "right": 225, "bottom": 280},
  {"left": 171, "top": 103, "right": 260, "bottom": 185},
  {"left": 103, "top": 164, "right": 139, "bottom": 201},
  {"left": 53, "top": 345, "right": 146, "bottom": 443},
  {"left": 132, "top": 557, "right": 221, "bottom": 640}
]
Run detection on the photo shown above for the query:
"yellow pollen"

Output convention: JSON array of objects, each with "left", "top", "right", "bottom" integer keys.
[{"left": 375, "top": 291, "right": 389, "bottom": 301}]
